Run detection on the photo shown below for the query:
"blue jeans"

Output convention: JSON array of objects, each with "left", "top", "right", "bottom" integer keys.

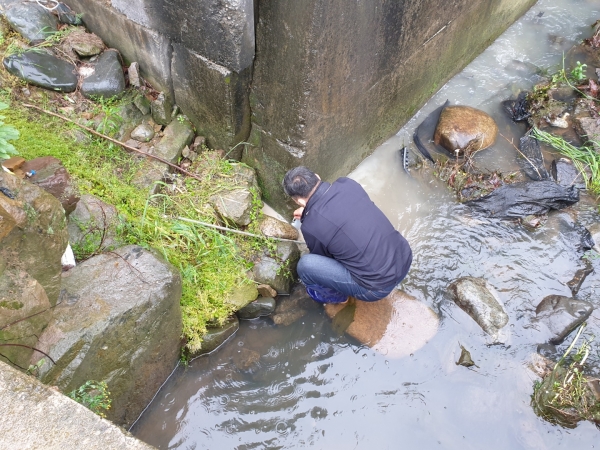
[{"left": 297, "top": 254, "right": 398, "bottom": 303}]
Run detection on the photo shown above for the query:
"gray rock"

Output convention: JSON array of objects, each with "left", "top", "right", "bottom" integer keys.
[
  {"left": 237, "top": 297, "right": 276, "bottom": 320},
  {"left": 55, "top": 2, "right": 82, "bottom": 25},
  {"left": 0, "top": 172, "right": 69, "bottom": 306},
  {"left": 223, "top": 283, "right": 258, "bottom": 310},
  {"left": 151, "top": 92, "right": 173, "bottom": 126},
  {"left": 81, "top": 50, "right": 126, "bottom": 99},
  {"left": 534, "top": 295, "right": 594, "bottom": 344},
  {"left": 574, "top": 116, "right": 600, "bottom": 152},
  {"left": 210, "top": 188, "right": 254, "bottom": 227},
  {"left": 3, "top": 51, "right": 77, "bottom": 92},
  {"left": 193, "top": 316, "right": 239, "bottom": 356},
  {"left": 5, "top": 2, "right": 58, "bottom": 44},
  {"left": 0, "top": 362, "right": 155, "bottom": 450},
  {"left": 448, "top": 277, "right": 509, "bottom": 339},
  {"left": 133, "top": 93, "right": 151, "bottom": 115},
  {"left": 34, "top": 245, "right": 182, "bottom": 428},
  {"left": 153, "top": 116, "right": 195, "bottom": 163},
  {"left": 259, "top": 215, "right": 299, "bottom": 240},
  {"left": 0, "top": 267, "right": 52, "bottom": 369},
  {"left": 130, "top": 123, "right": 155, "bottom": 142},
  {"left": 590, "top": 223, "right": 600, "bottom": 254},
  {"left": 115, "top": 101, "right": 144, "bottom": 140},
  {"left": 252, "top": 242, "right": 300, "bottom": 294},
  {"left": 67, "top": 194, "right": 120, "bottom": 253},
  {"left": 128, "top": 61, "right": 141, "bottom": 87}
]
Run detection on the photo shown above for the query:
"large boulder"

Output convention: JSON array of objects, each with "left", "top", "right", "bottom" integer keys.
[
  {"left": 0, "top": 171, "right": 69, "bottom": 306},
  {"left": 0, "top": 266, "right": 52, "bottom": 370},
  {"left": 5, "top": 2, "right": 58, "bottom": 44},
  {"left": 80, "top": 50, "right": 126, "bottom": 99},
  {"left": 433, "top": 105, "right": 498, "bottom": 156},
  {"left": 533, "top": 295, "right": 594, "bottom": 344},
  {"left": 447, "top": 277, "right": 509, "bottom": 340},
  {"left": 33, "top": 245, "right": 182, "bottom": 428},
  {"left": 3, "top": 51, "right": 78, "bottom": 93}
]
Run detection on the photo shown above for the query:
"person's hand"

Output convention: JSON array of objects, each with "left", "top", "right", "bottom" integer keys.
[{"left": 293, "top": 207, "right": 304, "bottom": 219}]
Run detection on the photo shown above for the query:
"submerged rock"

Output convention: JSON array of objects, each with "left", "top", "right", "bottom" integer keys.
[
  {"left": 236, "top": 297, "right": 276, "bottom": 320},
  {"left": 324, "top": 290, "right": 439, "bottom": 358},
  {"left": 196, "top": 316, "right": 239, "bottom": 355},
  {"left": 566, "top": 260, "right": 594, "bottom": 296},
  {"left": 80, "top": 50, "right": 126, "bottom": 99},
  {"left": 271, "top": 283, "right": 320, "bottom": 326},
  {"left": 5, "top": 2, "right": 58, "bottom": 44},
  {"left": 465, "top": 180, "right": 579, "bottom": 219},
  {"left": 434, "top": 105, "right": 498, "bottom": 157},
  {"left": 33, "top": 245, "right": 182, "bottom": 428},
  {"left": 3, "top": 51, "right": 77, "bottom": 92},
  {"left": 447, "top": 277, "right": 508, "bottom": 339},
  {"left": 533, "top": 295, "right": 593, "bottom": 344}
]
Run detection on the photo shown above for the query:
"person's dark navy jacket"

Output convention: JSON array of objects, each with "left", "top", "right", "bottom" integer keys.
[{"left": 300, "top": 177, "right": 412, "bottom": 290}]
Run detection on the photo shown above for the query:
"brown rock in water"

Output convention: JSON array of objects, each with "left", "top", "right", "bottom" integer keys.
[
  {"left": 259, "top": 215, "right": 299, "bottom": 240},
  {"left": 324, "top": 290, "right": 439, "bottom": 358},
  {"left": 434, "top": 105, "right": 498, "bottom": 156}
]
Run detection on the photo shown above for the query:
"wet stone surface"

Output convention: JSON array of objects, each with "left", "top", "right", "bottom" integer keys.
[
  {"left": 80, "top": 50, "right": 126, "bottom": 99},
  {"left": 3, "top": 51, "right": 77, "bottom": 92},
  {"left": 5, "top": 2, "right": 58, "bottom": 44},
  {"left": 533, "top": 294, "right": 594, "bottom": 344},
  {"left": 236, "top": 297, "right": 276, "bottom": 320}
]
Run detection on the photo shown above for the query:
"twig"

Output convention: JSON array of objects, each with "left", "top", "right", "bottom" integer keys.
[
  {"left": 176, "top": 217, "right": 303, "bottom": 244},
  {"left": 0, "top": 343, "right": 56, "bottom": 365},
  {"left": 21, "top": 103, "right": 207, "bottom": 184}
]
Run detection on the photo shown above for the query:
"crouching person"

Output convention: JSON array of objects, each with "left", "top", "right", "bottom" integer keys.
[{"left": 282, "top": 166, "right": 412, "bottom": 304}]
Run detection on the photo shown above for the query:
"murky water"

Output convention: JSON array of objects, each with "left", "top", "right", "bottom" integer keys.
[{"left": 132, "top": 1, "right": 600, "bottom": 448}]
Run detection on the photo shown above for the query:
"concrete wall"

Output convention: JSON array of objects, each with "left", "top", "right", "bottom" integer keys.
[
  {"left": 244, "top": 0, "right": 537, "bottom": 211},
  {"left": 61, "top": 0, "right": 536, "bottom": 211},
  {"left": 63, "top": 0, "right": 254, "bottom": 150},
  {"left": 0, "top": 361, "right": 155, "bottom": 449}
]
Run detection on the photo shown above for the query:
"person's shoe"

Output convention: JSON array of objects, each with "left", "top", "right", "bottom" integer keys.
[{"left": 305, "top": 286, "right": 348, "bottom": 304}]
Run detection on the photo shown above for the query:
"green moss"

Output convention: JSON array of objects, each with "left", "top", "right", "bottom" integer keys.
[
  {"left": 0, "top": 300, "right": 24, "bottom": 310},
  {"left": 3, "top": 104, "right": 263, "bottom": 352}
]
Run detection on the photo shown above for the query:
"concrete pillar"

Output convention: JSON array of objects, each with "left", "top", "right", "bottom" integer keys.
[{"left": 244, "top": 0, "right": 537, "bottom": 211}]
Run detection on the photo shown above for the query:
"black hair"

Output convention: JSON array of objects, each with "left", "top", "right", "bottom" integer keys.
[{"left": 282, "top": 166, "right": 320, "bottom": 198}]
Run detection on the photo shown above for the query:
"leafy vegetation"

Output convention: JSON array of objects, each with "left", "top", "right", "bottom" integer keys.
[
  {"left": 531, "top": 127, "right": 600, "bottom": 195},
  {"left": 0, "top": 101, "right": 19, "bottom": 159},
  {"left": 3, "top": 102, "right": 265, "bottom": 352},
  {"left": 531, "top": 324, "right": 600, "bottom": 428},
  {"left": 68, "top": 380, "right": 112, "bottom": 417}
]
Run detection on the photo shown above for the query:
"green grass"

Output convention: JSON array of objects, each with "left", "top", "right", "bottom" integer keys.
[
  {"left": 531, "top": 127, "right": 600, "bottom": 195},
  {"left": 4, "top": 104, "right": 262, "bottom": 352}
]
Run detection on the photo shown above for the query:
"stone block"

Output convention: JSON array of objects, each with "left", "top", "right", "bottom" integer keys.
[
  {"left": 172, "top": 43, "right": 252, "bottom": 151},
  {"left": 0, "top": 362, "right": 155, "bottom": 450},
  {"left": 110, "top": 0, "right": 255, "bottom": 72},
  {"left": 34, "top": 245, "right": 182, "bottom": 428}
]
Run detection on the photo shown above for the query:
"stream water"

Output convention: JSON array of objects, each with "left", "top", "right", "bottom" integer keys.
[{"left": 131, "top": 1, "right": 600, "bottom": 448}]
